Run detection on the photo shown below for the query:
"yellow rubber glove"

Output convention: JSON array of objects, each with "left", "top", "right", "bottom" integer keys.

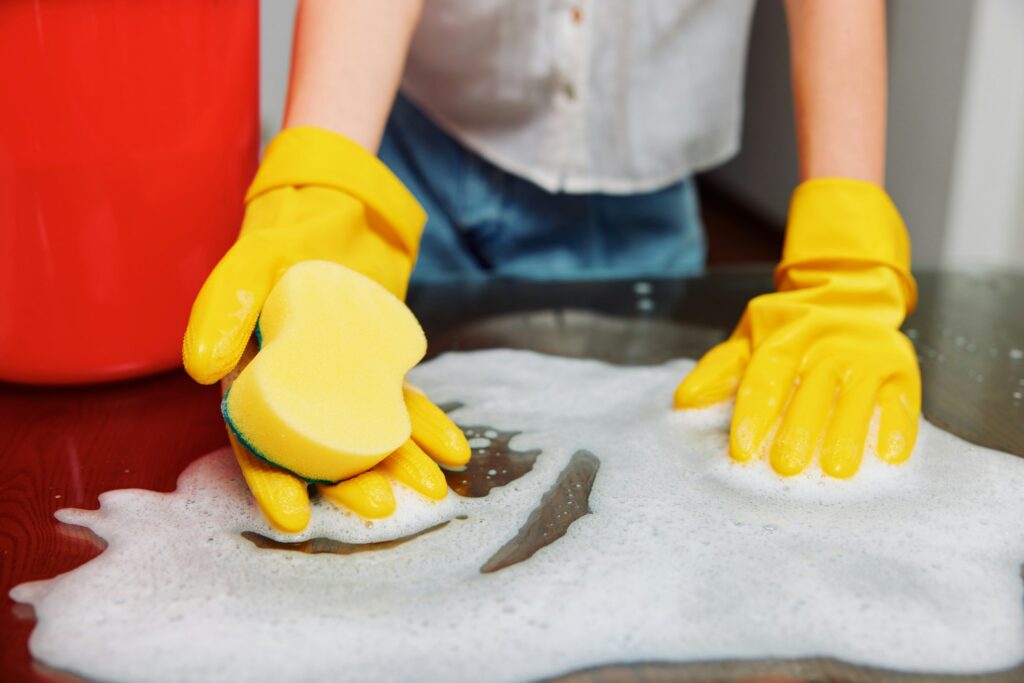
[
  {"left": 185, "top": 126, "right": 470, "bottom": 531},
  {"left": 222, "top": 341, "right": 470, "bottom": 532},
  {"left": 674, "top": 179, "right": 920, "bottom": 478}
]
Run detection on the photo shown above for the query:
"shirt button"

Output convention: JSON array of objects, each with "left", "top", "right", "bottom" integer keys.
[{"left": 570, "top": 6, "right": 583, "bottom": 23}]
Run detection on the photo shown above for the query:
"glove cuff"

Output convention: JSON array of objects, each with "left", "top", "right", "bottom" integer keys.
[
  {"left": 245, "top": 126, "right": 426, "bottom": 264},
  {"left": 777, "top": 178, "right": 917, "bottom": 312}
]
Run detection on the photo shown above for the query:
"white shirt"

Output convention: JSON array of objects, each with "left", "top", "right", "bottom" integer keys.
[{"left": 401, "top": 0, "right": 756, "bottom": 194}]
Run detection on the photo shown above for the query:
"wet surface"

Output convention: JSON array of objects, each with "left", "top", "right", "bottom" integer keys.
[
  {"left": 546, "top": 657, "right": 1024, "bottom": 683},
  {"left": 905, "top": 271, "right": 1024, "bottom": 458},
  {"left": 4, "top": 268, "right": 1024, "bottom": 683},
  {"left": 412, "top": 270, "right": 1024, "bottom": 460},
  {"left": 444, "top": 424, "right": 542, "bottom": 498},
  {"left": 241, "top": 518, "right": 464, "bottom": 556},
  {"left": 408, "top": 270, "right": 1024, "bottom": 682},
  {"left": 241, "top": 416, "right": 595, "bottom": 573},
  {"left": 429, "top": 308, "right": 727, "bottom": 368},
  {"left": 481, "top": 450, "right": 600, "bottom": 574}
]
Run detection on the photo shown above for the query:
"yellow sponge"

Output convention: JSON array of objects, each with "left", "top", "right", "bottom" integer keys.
[{"left": 223, "top": 260, "right": 426, "bottom": 484}]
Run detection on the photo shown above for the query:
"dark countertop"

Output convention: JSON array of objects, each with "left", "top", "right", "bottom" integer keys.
[{"left": 2, "top": 267, "right": 1022, "bottom": 683}]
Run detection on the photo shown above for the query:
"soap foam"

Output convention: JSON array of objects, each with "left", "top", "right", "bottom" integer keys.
[{"left": 11, "top": 350, "right": 1024, "bottom": 682}]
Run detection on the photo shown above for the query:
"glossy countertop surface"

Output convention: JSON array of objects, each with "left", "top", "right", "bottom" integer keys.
[{"left": 2, "top": 267, "right": 1022, "bottom": 682}]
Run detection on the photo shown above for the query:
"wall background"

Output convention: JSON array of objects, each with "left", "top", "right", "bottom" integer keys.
[
  {"left": 259, "top": 0, "right": 296, "bottom": 142},
  {"left": 707, "top": 0, "right": 1024, "bottom": 268},
  {"left": 259, "top": 0, "right": 1024, "bottom": 267}
]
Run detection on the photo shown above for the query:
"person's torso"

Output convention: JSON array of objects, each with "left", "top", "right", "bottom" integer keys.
[{"left": 401, "top": 0, "right": 756, "bottom": 194}]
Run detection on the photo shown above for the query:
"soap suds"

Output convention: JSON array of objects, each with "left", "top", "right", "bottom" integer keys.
[{"left": 11, "top": 350, "right": 1024, "bottom": 683}]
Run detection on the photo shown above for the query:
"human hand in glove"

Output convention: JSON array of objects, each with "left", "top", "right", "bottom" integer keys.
[
  {"left": 184, "top": 126, "right": 470, "bottom": 531},
  {"left": 222, "top": 339, "right": 470, "bottom": 532},
  {"left": 674, "top": 179, "right": 920, "bottom": 478}
]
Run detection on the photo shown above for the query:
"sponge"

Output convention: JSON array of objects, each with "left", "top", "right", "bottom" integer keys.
[{"left": 223, "top": 260, "right": 426, "bottom": 484}]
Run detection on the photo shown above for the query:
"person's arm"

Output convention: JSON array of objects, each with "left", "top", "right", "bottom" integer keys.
[
  {"left": 184, "top": 0, "right": 471, "bottom": 534},
  {"left": 785, "top": 0, "right": 887, "bottom": 185},
  {"left": 676, "top": 1, "right": 920, "bottom": 479},
  {"left": 283, "top": 0, "right": 423, "bottom": 152}
]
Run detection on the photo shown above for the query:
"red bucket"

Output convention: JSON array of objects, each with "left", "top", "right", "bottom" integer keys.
[{"left": 0, "top": 0, "right": 258, "bottom": 384}]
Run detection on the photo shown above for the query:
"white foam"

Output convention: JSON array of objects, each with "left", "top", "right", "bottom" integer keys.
[{"left": 11, "top": 350, "right": 1024, "bottom": 682}]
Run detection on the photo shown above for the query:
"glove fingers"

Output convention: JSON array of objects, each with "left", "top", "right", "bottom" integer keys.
[
  {"left": 229, "top": 433, "right": 311, "bottom": 533},
  {"left": 320, "top": 470, "right": 397, "bottom": 519},
  {"left": 876, "top": 381, "right": 920, "bottom": 464},
  {"left": 183, "top": 239, "right": 279, "bottom": 385},
  {"left": 404, "top": 383, "right": 472, "bottom": 468},
  {"left": 376, "top": 439, "right": 449, "bottom": 501},
  {"left": 819, "top": 379, "right": 879, "bottom": 479},
  {"left": 674, "top": 338, "right": 751, "bottom": 409},
  {"left": 729, "top": 350, "right": 798, "bottom": 463},
  {"left": 769, "top": 363, "right": 838, "bottom": 476}
]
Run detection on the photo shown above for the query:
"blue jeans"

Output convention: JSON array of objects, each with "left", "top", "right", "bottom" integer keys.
[{"left": 379, "top": 95, "right": 706, "bottom": 283}]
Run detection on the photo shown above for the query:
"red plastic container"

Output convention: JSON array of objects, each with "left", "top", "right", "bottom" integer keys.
[{"left": 0, "top": 0, "right": 259, "bottom": 384}]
